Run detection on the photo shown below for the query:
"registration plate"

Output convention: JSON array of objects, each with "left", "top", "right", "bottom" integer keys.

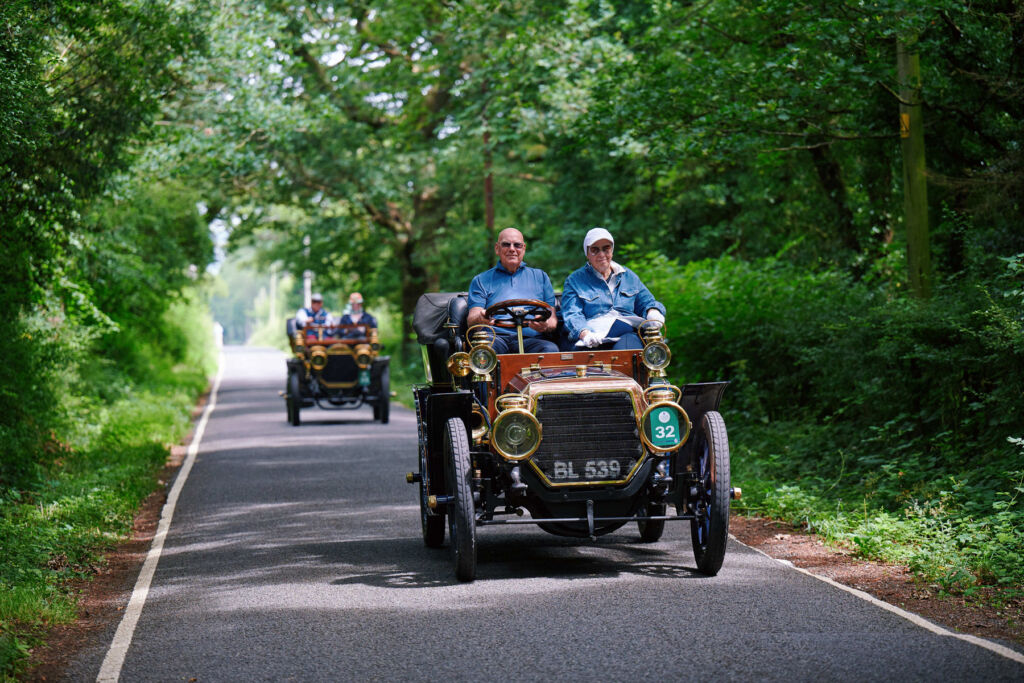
[{"left": 551, "top": 459, "right": 623, "bottom": 481}]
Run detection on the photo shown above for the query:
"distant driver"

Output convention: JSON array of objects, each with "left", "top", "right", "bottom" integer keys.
[{"left": 295, "top": 292, "right": 330, "bottom": 328}]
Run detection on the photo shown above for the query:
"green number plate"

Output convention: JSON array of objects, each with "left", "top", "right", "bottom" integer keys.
[
  {"left": 650, "top": 406, "right": 681, "bottom": 447},
  {"left": 358, "top": 369, "right": 370, "bottom": 386}
]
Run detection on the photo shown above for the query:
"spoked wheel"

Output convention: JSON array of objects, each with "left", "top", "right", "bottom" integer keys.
[
  {"left": 444, "top": 417, "right": 476, "bottom": 581},
  {"left": 419, "top": 435, "right": 445, "bottom": 548},
  {"left": 377, "top": 366, "right": 390, "bottom": 424},
  {"left": 638, "top": 501, "right": 667, "bottom": 542},
  {"left": 287, "top": 372, "right": 302, "bottom": 427},
  {"left": 691, "top": 411, "right": 730, "bottom": 575}
]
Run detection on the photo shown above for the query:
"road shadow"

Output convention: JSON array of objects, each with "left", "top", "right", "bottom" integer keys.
[{"left": 320, "top": 533, "right": 706, "bottom": 588}]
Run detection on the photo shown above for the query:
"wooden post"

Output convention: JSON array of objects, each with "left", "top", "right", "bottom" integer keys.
[{"left": 897, "top": 38, "right": 932, "bottom": 298}]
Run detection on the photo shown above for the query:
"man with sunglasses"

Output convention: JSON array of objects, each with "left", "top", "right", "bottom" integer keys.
[
  {"left": 467, "top": 228, "right": 559, "bottom": 354},
  {"left": 560, "top": 227, "right": 665, "bottom": 350}
]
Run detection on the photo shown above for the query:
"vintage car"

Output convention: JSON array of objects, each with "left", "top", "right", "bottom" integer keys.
[
  {"left": 284, "top": 319, "right": 390, "bottom": 426},
  {"left": 407, "top": 293, "right": 737, "bottom": 581}
]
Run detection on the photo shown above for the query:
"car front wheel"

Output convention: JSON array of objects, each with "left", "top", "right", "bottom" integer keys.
[
  {"left": 691, "top": 411, "right": 730, "bottom": 575},
  {"left": 287, "top": 372, "right": 302, "bottom": 427},
  {"left": 377, "top": 366, "right": 390, "bottom": 424},
  {"left": 444, "top": 417, "right": 476, "bottom": 581}
]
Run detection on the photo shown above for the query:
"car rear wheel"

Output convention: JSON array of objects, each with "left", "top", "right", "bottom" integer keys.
[
  {"left": 444, "top": 417, "right": 476, "bottom": 581},
  {"left": 288, "top": 372, "right": 302, "bottom": 427},
  {"left": 638, "top": 502, "right": 666, "bottom": 542},
  {"left": 420, "top": 438, "right": 445, "bottom": 548},
  {"left": 691, "top": 411, "right": 730, "bottom": 575}
]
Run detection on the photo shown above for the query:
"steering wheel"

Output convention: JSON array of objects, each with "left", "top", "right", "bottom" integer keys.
[{"left": 484, "top": 299, "right": 554, "bottom": 329}]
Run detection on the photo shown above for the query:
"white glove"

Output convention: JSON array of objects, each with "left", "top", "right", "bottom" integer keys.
[
  {"left": 577, "top": 331, "right": 602, "bottom": 348},
  {"left": 646, "top": 309, "right": 665, "bottom": 323}
]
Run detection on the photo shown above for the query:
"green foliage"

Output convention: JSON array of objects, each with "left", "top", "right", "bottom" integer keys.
[
  {"left": 0, "top": 0, "right": 207, "bottom": 324},
  {"left": 0, "top": 290, "right": 213, "bottom": 679},
  {"left": 635, "top": 248, "right": 1024, "bottom": 589}
]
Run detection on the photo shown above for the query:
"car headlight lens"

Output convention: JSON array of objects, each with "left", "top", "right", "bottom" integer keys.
[
  {"left": 641, "top": 341, "right": 671, "bottom": 371},
  {"left": 354, "top": 344, "right": 373, "bottom": 369},
  {"left": 310, "top": 346, "right": 328, "bottom": 370},
  {"left": 640, "top": 400, "right": 691, "bottom": 452},
  {"left": 469, "top": 346, "right": 497, "bottom": 375},
  {"left": 492, "top": 409, "right": 542, "bottom": 460}
]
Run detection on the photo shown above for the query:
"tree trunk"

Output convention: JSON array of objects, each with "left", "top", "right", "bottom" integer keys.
[
  {"left": 898, "top": 38, "right": 932, "bottom": 298},
  {"left": 807, "top": 145, "right": 858, "bottom": 253}
]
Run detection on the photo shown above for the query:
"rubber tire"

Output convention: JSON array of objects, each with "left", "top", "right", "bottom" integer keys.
[
  {"left": 420, "top": 436, "right": 445, "bottom": 548},
  {"left": 638, "top": 502, "right": 667, "bottom": 542},
  {"left": 288, "top": 372, "right": 302, "bottom": 427},
  {"left": 691, "top": 411, "right": 730, "bottom": 575},
  {"left": 377, "top": 366, "right": 390, "bottom": 424},
  {"left": 444, "top": 417, "right": 476, "bottom": 582}
]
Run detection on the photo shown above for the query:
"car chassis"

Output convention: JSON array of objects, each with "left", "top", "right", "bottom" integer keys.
[
  {"left": 284, "top": 320, "right": 391, "bottom": 426},
  {"left": 409, "top": 293, "right": 738, "bottom": 581}
]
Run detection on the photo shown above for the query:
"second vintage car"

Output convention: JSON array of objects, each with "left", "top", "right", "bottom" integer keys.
[
  {"left": 408, "top": 292, "right": 737, "bottom": 581},
  {"left": 284, "top": 319, "right": 390, "bottom": 425}
]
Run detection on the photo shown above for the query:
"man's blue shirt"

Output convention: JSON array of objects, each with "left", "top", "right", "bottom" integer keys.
[
  {"left": 561, "top": 262, "right": 665, "bottom": 340},
  {"left": 299, "top": 307, "right": 330, "bottom": 326},
  {"left": 467, "top": 261, "right": 556, "bottom": 337}
]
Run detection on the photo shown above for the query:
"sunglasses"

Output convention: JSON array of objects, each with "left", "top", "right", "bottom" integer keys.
[
  {"left": 588, "top": 244, "right": 613, "bottom": 254},
  {"left": 500, "top": 241, "right": 525, "bottom": 250}
]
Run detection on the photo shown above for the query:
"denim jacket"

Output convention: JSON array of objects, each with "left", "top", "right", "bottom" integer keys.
[{"left": 560, "top": 262, "right": 665, "bottom": 341}]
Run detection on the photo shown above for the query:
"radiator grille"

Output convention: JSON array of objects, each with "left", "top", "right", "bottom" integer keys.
[
  {"left": 321, "top": 354, "right": 358, "bottom": 384},
  {"left": 531, "top": 391, "right": 642, "bottom": 486}
]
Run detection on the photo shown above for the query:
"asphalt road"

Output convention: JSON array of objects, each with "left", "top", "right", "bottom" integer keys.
[{"left": 64, "top": 347, "right": 1024, "bottom": 681}]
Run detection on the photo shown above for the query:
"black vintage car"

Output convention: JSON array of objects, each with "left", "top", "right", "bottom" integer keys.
[
  {"left": 284, "top": 319, "right": 390, "bottom": 425},
  {"left": 407, "top": 292, "right": 738, "bottom": 581}
]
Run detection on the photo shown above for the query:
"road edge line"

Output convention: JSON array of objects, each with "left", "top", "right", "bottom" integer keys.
[
  {"left": 96, "top": 355, "right": 225, "bottom": 682},
  {"left": 731, "top": 535, "right": 1024, "bottom": 665}
]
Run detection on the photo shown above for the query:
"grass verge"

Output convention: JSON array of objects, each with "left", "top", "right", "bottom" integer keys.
[{"left": 0, "top": 300, "right": 215, "bottom": 680}]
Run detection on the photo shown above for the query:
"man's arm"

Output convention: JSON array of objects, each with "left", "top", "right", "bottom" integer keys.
[
  {"left": 526, "top": 309, "right": 557, "bottom": 333},
  {"left": 467, "top": 306, "right": 493, "bottom": 328}
]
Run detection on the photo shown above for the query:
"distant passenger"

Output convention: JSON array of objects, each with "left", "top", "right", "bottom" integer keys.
[
  {"left": 338, "top": 292, "right": 377, "bottom": 337},
  {"left": 466, "top": 227, "right": 559, "bottom": 354},
  {"left": 560, "top": 227, "right": 665, "bottom": 350},
  {"left": 295, "top": 292, "right": 330, "bottom": 329}
]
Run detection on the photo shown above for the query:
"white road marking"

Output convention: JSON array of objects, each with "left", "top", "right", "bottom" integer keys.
[
  {"left": 96, "top": 356, "right": 225, "bottom": 682},
  {"left": 733, "top": 535, "right": 1024, "bottom": 665}
]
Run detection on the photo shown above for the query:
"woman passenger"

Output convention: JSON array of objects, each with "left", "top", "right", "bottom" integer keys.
[{"left": 560, "top": 228, "right": 666, "bottom": 350}]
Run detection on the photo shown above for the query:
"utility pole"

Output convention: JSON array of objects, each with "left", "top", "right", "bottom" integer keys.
[
  {"left": 897, "top": 37, "right": 932, "bottom": 298},
  {"left": 269, "top": 262, "right": 277, "bottom": 324},
  {"left": 302, "top": 235, "right": 312, "bottom": 308}
]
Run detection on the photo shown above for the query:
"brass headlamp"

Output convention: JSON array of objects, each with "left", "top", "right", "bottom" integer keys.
[
  {"left": 638, "top": 320, "right": 671, "bottom": 377},
  {"left": 640, "top": 383, "right": 691, "bottom": 453},
  {"left": 466, "top": 325, "right": 497, "bottom": 381},
  {"left": 354, "top": 343, "right": 374, "bottom": 369},
  {"left": 491, "top": 393, "right": 541, "bottom": 461},
  {"left": 309, "top": 345, "right": 329, "bottom": 371}
]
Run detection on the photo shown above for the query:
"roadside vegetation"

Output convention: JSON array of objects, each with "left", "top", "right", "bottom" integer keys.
[
  {"left": 3, "top": 0, "right": 1023, "bottom": 678},
  {"left": 0, "top": 2, "right": 214, "bottom": 677},
  {"left": 637, "top": 249, "right": 1024, "bottom": 595}
]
